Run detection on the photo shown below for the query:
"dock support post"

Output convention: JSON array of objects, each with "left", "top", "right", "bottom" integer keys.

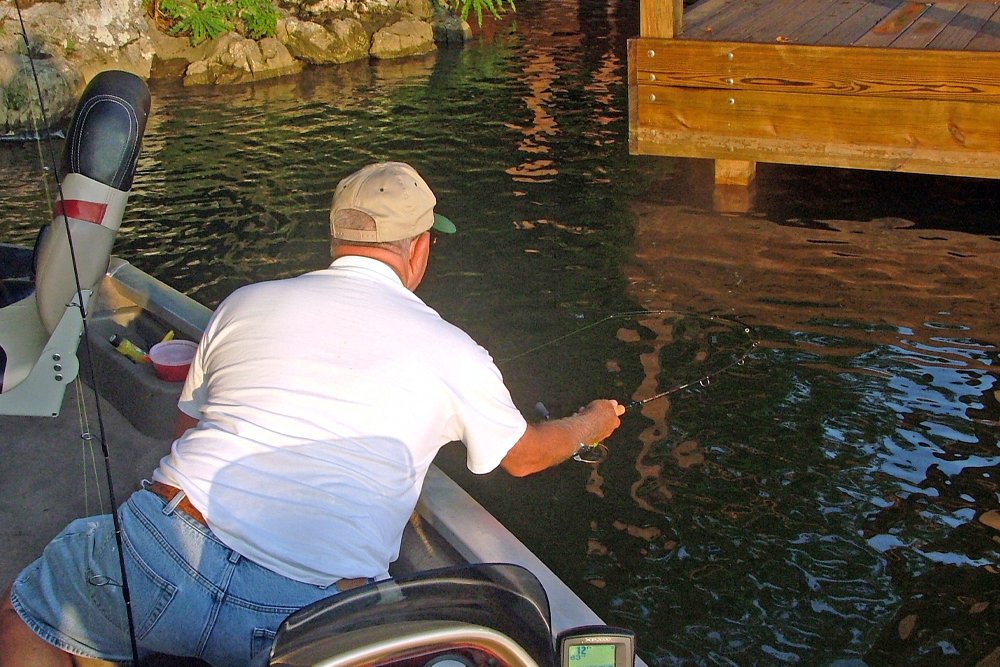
[
  {"left": 641, "top": 0, "right": 682, "bottom": 37},
  {"left": 714, "top": 159, "right": 756, "bottom": 187}
]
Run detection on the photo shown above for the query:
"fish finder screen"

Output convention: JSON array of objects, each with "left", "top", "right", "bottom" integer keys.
[{"left": 567, "top": 644, "right": 616, "bottom": 667}]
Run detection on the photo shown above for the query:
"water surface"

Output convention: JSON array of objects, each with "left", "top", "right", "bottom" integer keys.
[{"left": 2, "top": 1, "right": 999, "bottom": 664}]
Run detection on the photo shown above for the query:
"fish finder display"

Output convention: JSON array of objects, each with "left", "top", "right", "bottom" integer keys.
[
  {"left": 558, "top": 625, "right": 635, "bottom": 667},
  {"left": 567, "top": 644, "right": 617, "bottom": 667}
]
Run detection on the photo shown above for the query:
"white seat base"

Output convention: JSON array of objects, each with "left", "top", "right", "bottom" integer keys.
[{"left": 0, "top": 290, "right": 91, "bottom": 417}]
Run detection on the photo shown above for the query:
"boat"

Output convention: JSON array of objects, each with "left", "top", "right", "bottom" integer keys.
[{"left": 0, "top": 71, "right": 643, "bottom": 667}]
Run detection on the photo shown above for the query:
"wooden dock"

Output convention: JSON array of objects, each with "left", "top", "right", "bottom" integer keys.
[{"left": 628, "top": 0, "right": 1000, "bottom": 185}]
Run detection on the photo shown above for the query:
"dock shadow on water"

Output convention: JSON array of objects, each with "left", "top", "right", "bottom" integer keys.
[{"left": 2, "top": 0, "right": 999, "bottom": 663}]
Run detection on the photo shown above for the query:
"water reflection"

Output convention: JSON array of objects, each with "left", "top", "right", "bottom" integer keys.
[
  {"left": 625, "top": 193, "right": 999, "bottom": 664},
  {"left": 1, "top": 0, "right": 999, "bottom": 662}
]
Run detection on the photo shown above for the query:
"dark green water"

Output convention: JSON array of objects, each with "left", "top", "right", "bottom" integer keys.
[{"left": 2, "top": 0, "right": 999, "bottom": 664}]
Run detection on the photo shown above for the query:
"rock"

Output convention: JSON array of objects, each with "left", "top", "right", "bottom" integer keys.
[
  {"left": 276, "top": 16, "right": 370, "bottom": 65},
  {"left": 301, "top": 0, "right": 350, "bottom": 19},
  {"left": 394, "top": 0, "right": 432, "bottom": 21},
  {"left": 432, "top": 4, "right": 472, "bottom": 47},
  {"left": 145, "top": 16, "right": 215, "bottom": 79},
  {"left": 0, "top": 53, "right": 82, "bottom": 134},
  {"left": 259, "top": 37, "right": 303, "bottom": 76},
  {"left": 370, "top": 15, "right": 434, "bottom": 59},
  {"left": 4, "top": 0, "right": 153, "bottom": 81},
  {"left": 183, "top": 33, "right": 302, "bottom": 86}
]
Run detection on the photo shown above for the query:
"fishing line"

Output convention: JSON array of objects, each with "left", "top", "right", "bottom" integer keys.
[
  {"left": 498, "top": 310, "right": 665, "bottom": 364},
  {"left": 622, "top": 323, "right": 758, "bottom": 413},
  {"left": 501, "top": 309, "right": 759, "bottom": 463},
  {"left": 13, "top": 3, "right": 141, "bottom": 662}
]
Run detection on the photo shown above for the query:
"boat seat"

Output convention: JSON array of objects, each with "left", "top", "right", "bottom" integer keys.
[
  {"left": 267, "top": 564, "right": 554, "bottom": 667},
  {"left": 0, "top": 239, "right": 38, "bottom": 307},
  {"left": 0, "top": 70, "right": 150, "bottom": 417}
]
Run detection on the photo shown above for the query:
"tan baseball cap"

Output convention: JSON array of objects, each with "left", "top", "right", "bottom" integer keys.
[{"left": 330, "top": 162, "right": 457, "bottom": 243}]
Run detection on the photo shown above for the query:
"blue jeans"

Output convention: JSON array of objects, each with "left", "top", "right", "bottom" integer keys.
[{"left": 10, "top": 487, "right": 344, "bottom": 666}]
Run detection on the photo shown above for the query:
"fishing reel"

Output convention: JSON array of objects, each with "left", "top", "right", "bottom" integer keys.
[{"left": 572, "top": 443, "right": 608, "bottom": 465}]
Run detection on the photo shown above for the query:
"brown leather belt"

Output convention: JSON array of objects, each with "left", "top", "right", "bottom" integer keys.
[
  {"left": 149, "top": 481, "right": 208, "bottom": 526},
  {"left": 147, "top": 481, "right": 369, "bottom": 593}
]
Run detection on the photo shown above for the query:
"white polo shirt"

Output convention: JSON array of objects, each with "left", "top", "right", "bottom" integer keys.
[{"left": 153, "top": 256, "right": 527, "bottom": 585}]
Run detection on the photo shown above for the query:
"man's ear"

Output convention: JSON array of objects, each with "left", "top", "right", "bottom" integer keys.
[{"left": 405, "top": 231, "right": 431, "bottom": 290}]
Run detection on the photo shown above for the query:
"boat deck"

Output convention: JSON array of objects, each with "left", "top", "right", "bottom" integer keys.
[{"left": 629, "top": 0, "right": 1000, "bottom": 184}]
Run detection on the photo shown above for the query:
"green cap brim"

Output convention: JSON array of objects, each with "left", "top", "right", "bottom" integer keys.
[{"left": 433, "top": 213, "right": 457, "bottom": 234}]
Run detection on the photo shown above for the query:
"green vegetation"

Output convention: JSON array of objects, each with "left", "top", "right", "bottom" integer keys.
[
  {"left": 2, "top": 82, "right": 29, "bottom": 111},
  {"left": 235, "top": 0, "right": 278, "bottom": 40},
  {"left": 147, "top": 0, "right": 510, "bottom": 46},
  {"left": 164, "top": 0, "right": 233, "bottom": 44},
  {"left": 146, "top": 0, "right": 279, "bottom": 45},
  {"left": 446, "top": 0, "right": 515, "bottom": 25}
]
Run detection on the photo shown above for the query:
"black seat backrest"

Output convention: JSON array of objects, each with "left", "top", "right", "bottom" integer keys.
[
  {"left": 32, "top": 70, "right": 150, "bottom": 334},
  {"left": 0, "top": 71, "right": 150, "bottom": 312},
  {"left": 0, "top": 70, "right": 150, "bottom": 395}
]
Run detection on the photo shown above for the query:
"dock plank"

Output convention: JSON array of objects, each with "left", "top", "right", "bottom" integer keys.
[
  {"left": 791, "top": 0, "right": 871, "bottom": 44},
  {"left": 723, "top": 0, "right": 826, "bottom": 42},
  {"left": 633, "top": 84, "right": 1000, "bottom": 178},
  {"left": 766, "top": 1, "right": 843, "bottom": 43},
  {"left": 965, "top": 5, "right": 1000, "bottom": 49},
  {"left": 928, "top": 3, "right": 999, "bottom": 49},
  {"left": 855, "top": 1, "right": 931, "bottom": 46},
  {"left": 889, "top": 3, "right": 962, "bottom": 48},
  {"left": 681, "top": 0, "right": 735, "bottom": 34},
  {"left": 683, "top": 0, "right": 769, "bottom": 40},
  {"left": 630, "top": 0, "right": 1000, "bottom": 182},
  {"left": 816, "top": 1, "right": 898, "bottom": 44},
  {"left": 636, "top": 39, "right": 1000, "bottom": 102}
]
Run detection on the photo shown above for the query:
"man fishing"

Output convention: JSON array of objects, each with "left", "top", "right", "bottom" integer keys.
[{"left": 0, "top": 161, "right": 625, "bottom": 666}]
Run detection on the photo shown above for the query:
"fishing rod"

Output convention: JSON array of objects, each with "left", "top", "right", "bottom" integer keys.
[
  {"left": 12, "top": 4, "right": 142, "bottom": 663},
  {"left": 520, "top": 310, "right": 759, "bottom": 464},
  {"left": 623, "top": 326, "right": 758, "bottom": 414}
]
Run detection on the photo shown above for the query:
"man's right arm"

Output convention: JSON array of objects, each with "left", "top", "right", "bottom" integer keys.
[{"left": 499, "top": 399, "right": 624, "bottom": 477}]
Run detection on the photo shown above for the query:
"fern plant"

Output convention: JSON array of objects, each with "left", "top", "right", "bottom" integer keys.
[
  {"left": 234, "top": 0, "right": 278, "bottom": 41},
  {"left": 148, "top": 0, "right": 277, "bottom": 45},
  {"left": 158, "top": 0, "right": 233, "bottom": 44},
  {"left": 448, "top": 0, "right": 515, "bottom": 25}
]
